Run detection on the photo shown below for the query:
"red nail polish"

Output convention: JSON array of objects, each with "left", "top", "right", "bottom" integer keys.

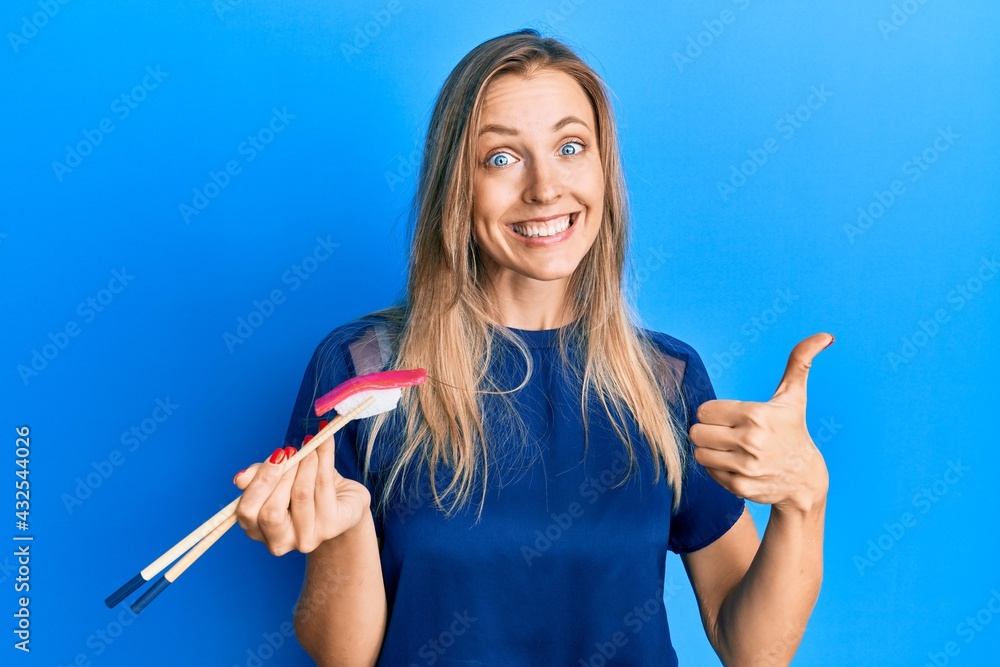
[
  {"left": 268, "top": 448, "right": 286, "bottom": 465},
  {"left": 318, "top": 420, "right": 329, "bottom": 430},
  {"left": 284, "top": 446, "right": 297, "bottom": 459},
  {"left": 302, "top": 434, "right": 314, "bottom": 445},
  {"left": 233, "top": 469, "right": 246, "bottom": 484}
]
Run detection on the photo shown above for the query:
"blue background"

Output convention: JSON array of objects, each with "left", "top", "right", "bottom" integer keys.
[{"left": 2, "top": 1, "right": 998, "bottom": 665}]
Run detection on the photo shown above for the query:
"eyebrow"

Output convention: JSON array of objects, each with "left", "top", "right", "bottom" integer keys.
[{"left": 478, "top": 115, "right": 590, "bottom": 137}]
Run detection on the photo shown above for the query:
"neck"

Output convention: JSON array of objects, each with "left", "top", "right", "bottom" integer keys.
[{"left": 483, "top": 274, "right": 575, "bottom": 330}]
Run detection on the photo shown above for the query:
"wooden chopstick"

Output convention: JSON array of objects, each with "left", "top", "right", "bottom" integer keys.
[
  {"left": 106, "top": 396, "right": 374, "bottom": 610},
  {"left": 130, "top": 514, "right": 239, "bottom": 613}
]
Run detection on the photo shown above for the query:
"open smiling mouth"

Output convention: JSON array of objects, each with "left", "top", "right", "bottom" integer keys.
[{"left": 508, "top": 212, "right": 578, "bottom": 239}]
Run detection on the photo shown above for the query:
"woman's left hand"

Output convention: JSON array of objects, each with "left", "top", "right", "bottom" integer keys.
[{"left": 689, "top": 332, "right": 834, "bottom": 514}]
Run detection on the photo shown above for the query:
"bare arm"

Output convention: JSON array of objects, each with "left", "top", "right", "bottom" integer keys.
[
  {"left": 685, "top": 333, "right": 833, "bottom": 665},
  {"left": 683, "top": 500, "right": 825, "bottom": 666},
  {"left": 234, "top": 438, "right": 388, "bottom": 667},
  {"left": 294, "top": 508, "right": 388, "bottom": 667}
]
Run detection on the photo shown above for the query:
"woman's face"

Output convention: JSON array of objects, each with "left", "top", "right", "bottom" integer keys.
[{"left": 471, "top": 68, "right": 605, "bottom": 290}]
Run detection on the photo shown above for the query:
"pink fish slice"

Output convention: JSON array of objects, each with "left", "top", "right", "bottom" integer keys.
[{"left": 314, "top": 368, "right": 428, "bottom": 417}]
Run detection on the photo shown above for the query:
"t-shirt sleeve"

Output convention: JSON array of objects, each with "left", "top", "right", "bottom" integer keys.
[
  {"left": 667, "top": 345, "right": 746, "bottom": 554},
  {"left": 282, "top": 331, "right": 385, "bottom": 541}
]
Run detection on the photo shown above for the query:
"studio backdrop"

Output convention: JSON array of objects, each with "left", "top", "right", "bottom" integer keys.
[{"left": 2, "top": 1, "right": 997, "bottom": 665}]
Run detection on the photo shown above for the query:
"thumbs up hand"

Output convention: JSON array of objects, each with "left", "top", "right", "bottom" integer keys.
[{"left": 689, "top": 333, "right": 834, "bottom": 514}]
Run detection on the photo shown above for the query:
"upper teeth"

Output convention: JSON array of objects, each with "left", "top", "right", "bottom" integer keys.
[{"left": 511, "top": 214, "right": 573, "bottom": 238}]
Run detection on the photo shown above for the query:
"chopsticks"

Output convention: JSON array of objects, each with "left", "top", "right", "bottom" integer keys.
[
  {"left": 130, "top": 514, "right": 239, "bottom": 613},
  {"left": 106, "top": 396, "right": 374, "bottom": 613}
]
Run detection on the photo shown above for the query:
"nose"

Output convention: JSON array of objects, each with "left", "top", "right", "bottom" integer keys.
[{"left": 522, "top": 155, "right": 562, "bottom": 205}]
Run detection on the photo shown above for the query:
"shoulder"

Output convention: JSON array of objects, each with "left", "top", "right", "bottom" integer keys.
[
  {"left": 309, "top": 309, "right": 404, "bottom": 381},
  {"left": 638, "top": 328, "right": 701, "bottom": 365},
  {"left": 316, "top": 308, "right": 403, "bottom": 346},
  {"left": 636, "top": 327, "right": 716, "bottom": 414},
  {"left": 636, "top": 327, "right": 710, "bottom": 383},
  {"left": 281, "top": 311, "right": 397, "bottom": 449}
]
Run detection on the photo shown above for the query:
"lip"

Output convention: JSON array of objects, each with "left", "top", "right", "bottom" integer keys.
[
  {"left": 506, "top": 211, "right": 579, "bottom": 246},
  {"left": 515, "top": 212, "right": 574, "bottom": 225}
]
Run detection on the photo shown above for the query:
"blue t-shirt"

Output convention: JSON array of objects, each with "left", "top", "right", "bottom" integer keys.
[{"left": 282, "top": 315, "right": 745, "bottom": 666}]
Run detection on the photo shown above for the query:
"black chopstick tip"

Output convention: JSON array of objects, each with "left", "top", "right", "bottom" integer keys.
[
  {"left": 130, "top": 576, "right": 171, "bottom": 615},
  {"left": 105, "top": 573, "right": 146, "bottom": 608}
]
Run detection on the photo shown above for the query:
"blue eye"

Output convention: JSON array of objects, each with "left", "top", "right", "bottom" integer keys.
[
  {"left": 487, "top": 152, "right": 512, "bottom": 168},
  {"left": 560, "top": 141, "right": 584, "bottom": 156}
]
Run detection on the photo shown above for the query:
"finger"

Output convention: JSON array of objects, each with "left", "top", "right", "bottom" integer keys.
[
  {"left": 236, "top": 448, "right": 290, "bottom": 541},
  {"left": 331, "top": 475, "right": 372, "bottom": 533},
  {"left": 770, "top": 332, "right": 834, "bottom": 405},
  {"left": 313, "top": 431, "right": 343, "bottom": 529},
  {"left": 233, "top": 463, "right": 262, "bottom": 490},
  {"left": 695, "top": 399, "right": 747, "bottom": 428},
  {"left": 257, "top": 454, "right": 299, "bottom": 554},
  {"left": 289, "top": 450, "right": 319, "bottom": 549},
  {"left": 688, "top": 422, "right": 740, "bottom": 451},
  {"left": 314, "top": 429, "right": 340, "bottom": 493},
  {"left": 693, "top": 446, "right": 745, "bottom": 475},
  {"left": 702, "top": 466, "right": 742, "bottom": 497}
]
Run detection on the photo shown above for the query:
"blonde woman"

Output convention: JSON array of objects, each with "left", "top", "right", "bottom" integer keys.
[{"left": 234, "top": 29, "right": 832, "bottom": 667}]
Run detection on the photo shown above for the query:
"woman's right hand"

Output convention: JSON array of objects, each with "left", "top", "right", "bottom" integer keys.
[{"left": 233, "top": 436, "right": 372, "bottom": 556}]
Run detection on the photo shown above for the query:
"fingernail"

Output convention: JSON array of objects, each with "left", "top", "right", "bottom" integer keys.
[
  {"left": 824, "top": 335, "right": 835, "bottom": 349},
  {"left": 318, "top": 420, "right": 329, "bottom": 430},
  {"left": 302, "top": 434, "right": 314, "bottom": 445},
  {"left": 268, "top": 448, "right": 286, "bottom": 465},
  {"left": 284, "top": 446, "right": 297, "bottom": 459},
  {"left": 233, "top": 469, "right": 246, "bottom": 484}
]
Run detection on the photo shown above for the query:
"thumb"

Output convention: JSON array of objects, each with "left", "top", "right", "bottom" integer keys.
[
  {"left": 770, "top": 332, "right": 834, "bottom": 405},
  {"left": 233, "top": 463, "right": 263, "bottom": 490}
]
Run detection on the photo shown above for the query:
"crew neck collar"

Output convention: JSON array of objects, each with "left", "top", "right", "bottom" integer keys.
[{"left": 491, "top": 322, "right": 579, "bottom": 349}]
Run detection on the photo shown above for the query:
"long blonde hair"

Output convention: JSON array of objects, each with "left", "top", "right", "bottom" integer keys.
[{"left": 363, "top": 29, "right": 690, "bottom": 521}]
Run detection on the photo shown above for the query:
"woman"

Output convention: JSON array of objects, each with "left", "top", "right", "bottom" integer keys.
[{"left": 234, "top": 29, "right": 831, "bottom": 666}]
